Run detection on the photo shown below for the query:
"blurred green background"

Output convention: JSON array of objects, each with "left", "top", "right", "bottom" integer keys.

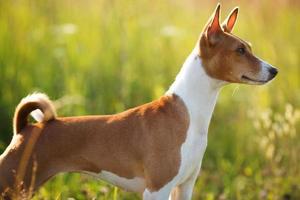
[{"left": 0, "top": 0, "right": 299, "bottom": 199}]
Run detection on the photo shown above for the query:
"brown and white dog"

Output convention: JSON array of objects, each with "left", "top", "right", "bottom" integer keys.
[{"left": 0, "top": 4, "right": 277, "bottom": 200}]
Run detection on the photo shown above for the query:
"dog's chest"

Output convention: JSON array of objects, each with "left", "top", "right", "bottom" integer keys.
[{"left": 176, "top": 125, "right": 208, "bottom": 183}]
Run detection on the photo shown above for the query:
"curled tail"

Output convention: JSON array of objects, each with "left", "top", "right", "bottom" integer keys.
[{"left": 13, "top": 93, "right": 57, "bottom": 134}]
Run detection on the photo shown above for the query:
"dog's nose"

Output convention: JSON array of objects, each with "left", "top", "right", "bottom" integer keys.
[{"left": 268, "top": 67, "right": 278, "bottom": 77}]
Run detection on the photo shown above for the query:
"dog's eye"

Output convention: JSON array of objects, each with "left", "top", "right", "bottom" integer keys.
[{"left": 236, "top": 47, "right": 246, "bottom": 55}]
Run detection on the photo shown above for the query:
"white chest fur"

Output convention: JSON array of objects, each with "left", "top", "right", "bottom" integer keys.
[{"left": 166, "top": 50, "right": 222, "bottom": 185}]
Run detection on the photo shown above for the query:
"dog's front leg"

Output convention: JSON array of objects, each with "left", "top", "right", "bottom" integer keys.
[
  {"left": 142, "top": 185, "right": 173, "bottom": 200},
  {"left": 169, "top": 169, "right": 199, "bottom": 200}
]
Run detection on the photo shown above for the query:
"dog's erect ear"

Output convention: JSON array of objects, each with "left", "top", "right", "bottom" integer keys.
[
  {"left": 222, "top": 7, "right": 239, "bottom": 33},
  {"left": 205, "top": 4, "right": 222, "bottom": 45}
]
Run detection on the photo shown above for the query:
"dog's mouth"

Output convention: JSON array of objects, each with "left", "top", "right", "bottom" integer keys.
[{"left": 241, "top": 75, "right": 268, "bottom": 84}]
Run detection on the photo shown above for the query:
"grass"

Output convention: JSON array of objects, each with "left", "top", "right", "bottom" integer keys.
[{"left": 0, "top": 0, "right": 299, "bottom": 199}]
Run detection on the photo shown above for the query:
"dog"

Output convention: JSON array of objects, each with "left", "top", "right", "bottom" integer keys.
[{"left": 0, "top": 4, "right": 277, "bottom": 200}]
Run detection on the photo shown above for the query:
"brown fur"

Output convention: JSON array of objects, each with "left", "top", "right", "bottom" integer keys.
[
  {"left": 13, "top": 94, "right": 56, "bottom": 134},
  {"left": 199, "top": 5, "right": 262, "bottom": 83},
  {"left": 0, "top": 94, "right": 189, "bottom": 197},
  {"left": 14, "top": 102, "right": 43, "bottom": 135},
  {"left": 200, "top": 32, "right": 261, "bottom": 83}
]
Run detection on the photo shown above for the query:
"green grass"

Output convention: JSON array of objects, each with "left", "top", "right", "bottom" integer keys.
[{"left": 0, "top": 0, "right": 299, "bottom": 199}]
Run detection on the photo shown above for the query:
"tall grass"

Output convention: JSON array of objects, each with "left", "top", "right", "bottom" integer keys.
[{"left": 0, "top": 0, "right": 299, "bottom": 199}]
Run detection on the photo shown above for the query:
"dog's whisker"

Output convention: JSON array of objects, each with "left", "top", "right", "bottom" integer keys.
[{"left": 232, "top": 86, "right": 240, "bottom": 97}]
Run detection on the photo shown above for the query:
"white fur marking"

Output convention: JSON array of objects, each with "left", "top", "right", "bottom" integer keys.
[
  {"left": 143, "top": 184, "right": 173, "bottom": 200},
  {"left": 31, "top": 109, "right": 45, "bottom": 122},
  {"left": 259, "top": 58, "right": 273, "bottom": 81},
  {"left": 163, "top": 50, "right": 223, "bottom": 199},
  {"left": 86, "top": 171, "right": 146, "bottom": 193}
]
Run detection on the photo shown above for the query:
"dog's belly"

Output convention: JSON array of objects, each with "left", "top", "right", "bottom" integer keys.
[{"left": 87, "top": 170, "right": 146, "bottom": 193}]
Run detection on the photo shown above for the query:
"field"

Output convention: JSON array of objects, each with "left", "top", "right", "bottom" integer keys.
[{"left": 0, "top": 0, "right": 299, "bottom": 199}]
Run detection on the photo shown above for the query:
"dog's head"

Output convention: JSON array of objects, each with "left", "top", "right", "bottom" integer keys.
[{"left": 199, "top": 4, "right": 278, "bottom": 85}]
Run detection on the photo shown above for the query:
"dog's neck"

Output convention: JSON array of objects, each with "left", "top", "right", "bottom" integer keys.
[{"left": 166, "top": 50, "right": 223, "bottom": 134}]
